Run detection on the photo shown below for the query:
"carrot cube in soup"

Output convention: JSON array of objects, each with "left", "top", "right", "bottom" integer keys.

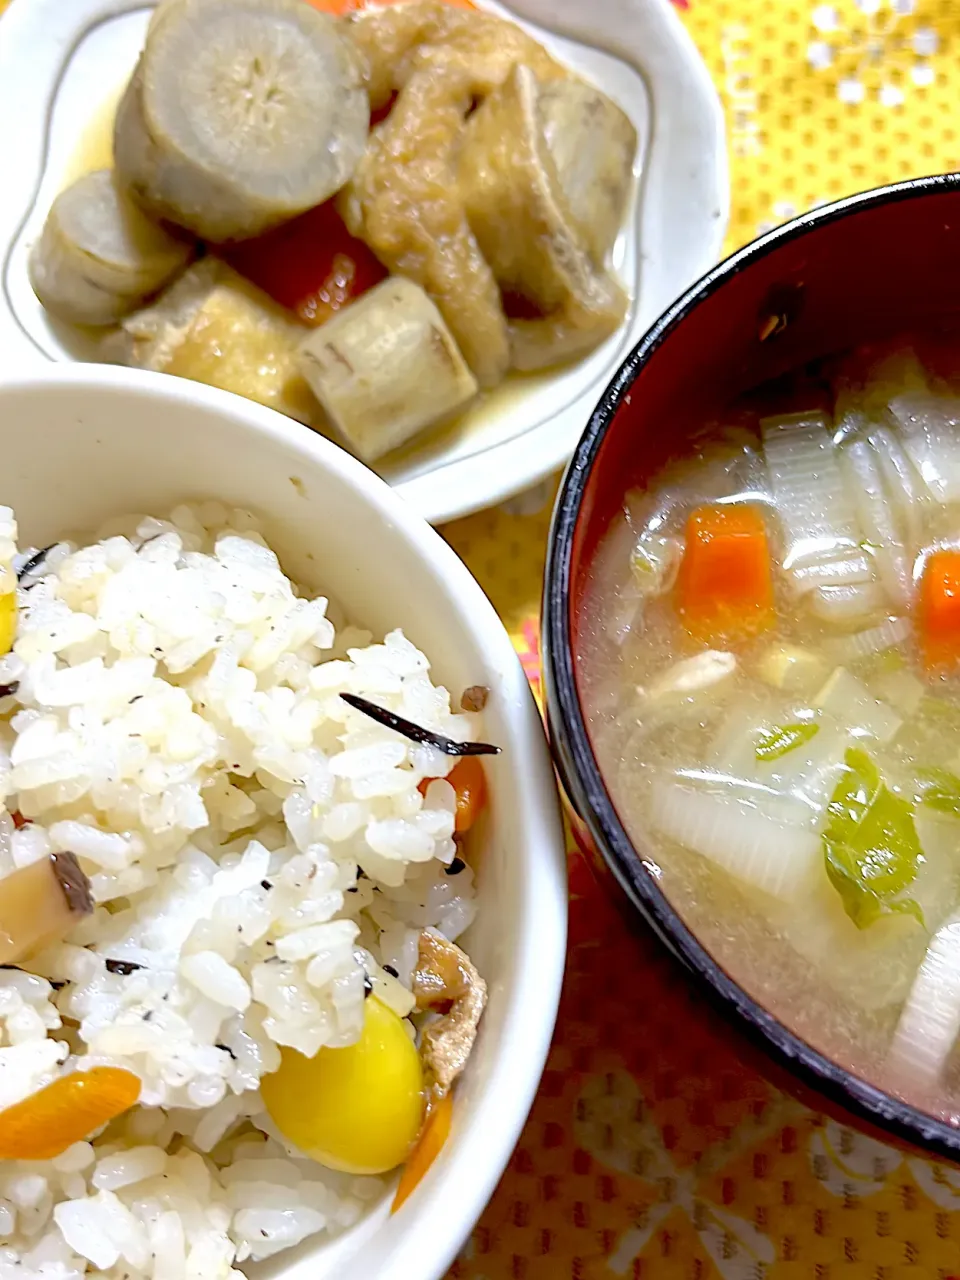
[
  {"left": 918, "top": 549, "right": 960, "bottom": 672},
  {"left": 677, "top": 504, "right": 775, "bottom": 644}
]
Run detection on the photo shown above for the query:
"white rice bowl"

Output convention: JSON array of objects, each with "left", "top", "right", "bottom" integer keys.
[{"left": 0, "top": 500, "right": 486, "bottom": 1279}]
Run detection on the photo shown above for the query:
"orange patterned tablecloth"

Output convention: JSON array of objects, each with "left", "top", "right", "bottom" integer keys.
[{"left": 8, "top": 0, "right": 960, "bottom": 1273}]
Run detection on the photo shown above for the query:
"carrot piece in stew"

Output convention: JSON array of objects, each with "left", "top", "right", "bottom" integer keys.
[
  {"left": 391, "top": 1090, "right": 454, "bottom": 1211},
  {"left": 918, "top": 549, "right": 960, "bottom": 672},
  {"left": 677, "top": 504, "right": 775, "bottom": 644},
  {"left": 220, "top": 202, "right": 387, "bottom": 325}
]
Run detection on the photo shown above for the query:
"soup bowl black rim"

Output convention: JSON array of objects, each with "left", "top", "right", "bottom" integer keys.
[{"left": 544, "top": 171, "right": 960, "bottom": 1162}]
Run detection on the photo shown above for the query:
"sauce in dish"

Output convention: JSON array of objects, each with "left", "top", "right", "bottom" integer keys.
[{"left": 580, "top": 341, "right": 960, "bottom": 1122}]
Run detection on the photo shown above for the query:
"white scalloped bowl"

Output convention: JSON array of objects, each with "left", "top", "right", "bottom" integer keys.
[
  {"left": 0, "top": 0, "right": 727, "bottom": 523},
  {"left": 0, "top": 362, "right": 568, "bottom": 1280}
]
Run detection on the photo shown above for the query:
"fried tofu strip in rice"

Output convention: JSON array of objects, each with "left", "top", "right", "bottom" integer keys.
[{"left": 412, "top": 927, "right": 487, "bottom": 1100}]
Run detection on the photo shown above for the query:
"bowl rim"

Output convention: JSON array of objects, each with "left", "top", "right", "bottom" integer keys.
[
  {"left": 543, "top": 170, "right": 960, "bottom": 1163},
  {"left": 0, "top": 361, "right": 570, "bottom": 1279}
]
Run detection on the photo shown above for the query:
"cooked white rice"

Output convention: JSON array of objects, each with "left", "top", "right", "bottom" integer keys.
[{"left": 0, "top": 502, "right": 480, "bottom": 1277}]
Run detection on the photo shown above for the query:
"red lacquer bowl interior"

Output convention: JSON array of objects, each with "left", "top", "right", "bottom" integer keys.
[{"left": 544, "top": 175, "right": 960, "bottom": 1163}]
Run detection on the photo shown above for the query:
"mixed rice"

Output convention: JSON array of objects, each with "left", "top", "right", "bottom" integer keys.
[{"left": 0, "top": 502, "right": 482, "bottom": 1278}]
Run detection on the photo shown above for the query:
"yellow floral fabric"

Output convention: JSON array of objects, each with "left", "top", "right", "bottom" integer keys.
[{"left": 5, "top": 0, "right": 960, "bottom": 1273}]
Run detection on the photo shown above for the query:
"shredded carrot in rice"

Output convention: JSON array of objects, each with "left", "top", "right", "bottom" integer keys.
[
  {"left": 391, "top": 1090, "right": 454, "bottom": 1211},
  {"left": 0, "top": 1067, "right": 141, "bottom": 1160},
  {"left": 419, "top": 757, "right": 487, "bottom": 834}
]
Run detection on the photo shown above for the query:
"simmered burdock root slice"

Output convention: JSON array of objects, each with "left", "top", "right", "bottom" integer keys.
[
  {"left": 458, "top": 63, "right": 629, "bottom": 371},
  {"left": 114, "top": 0, "right": 369, "bottom": 241},
  {"left": 0, "top": 851, "right": 94, "bottom": 966},
  {"left": 537, "top": 76, "right": 637, "bottom": 266},
  {"left": 28, "top": 170, "right": 193, "bottom": 327},
  {"left": 298, "top": 277, "right": 478, "bottom": 461}
]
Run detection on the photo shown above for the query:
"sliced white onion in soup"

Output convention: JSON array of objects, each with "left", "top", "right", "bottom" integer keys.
[
  {"left": 804, "top": 579, "right": 888, "bottom": 629},
  {"left": 823, "top": 615, "right": 912, "bottom": 663},
  {"left": 758, "top": 718, "right": 851, "bottom": 820},
  {"left": 649, "top": 778, "right": 821, "bottom": 900},
  {"left": 707, "top": 701, "right": 778, "bottom": 776},
  {"left": 867, "top": 424, "right": 930, "bottom": 554},
  {"left": 886, "top": 392, "right": 960, "bottom": 506},
  {"left": 631, "top": 532, "right": 682, "bottom": 598},
  {"left": 762, "top": 412, "right": 874, "bottom": 593},
  {"left": 886, "top": 914, "right": 960, "bottom": 1094},
  {"left": 788, "top": 546, "right": 876, "bottom": 594},
  {"left": 593, "top": 515, "right": 646, "bottom": 644},
  {"left": 838, "top": 438, "right": 913, "bottom": 608}
]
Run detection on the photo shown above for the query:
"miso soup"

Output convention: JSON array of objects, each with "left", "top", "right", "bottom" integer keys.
[{"left": 580, "top": 343, "right": 960, "bottom": 1120}]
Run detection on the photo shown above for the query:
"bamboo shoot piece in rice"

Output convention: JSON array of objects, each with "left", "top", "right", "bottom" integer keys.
[
  {"left": 101, "top": 258, "right": 318, "bottom": 424},
  {"left": 28, "top": 170, "right": 192, "bottom": 326},
  {"left": 113, "top": 0, "right": 369, "bottom": 241},
  {"left": 0, "top": 852, "right": 94, "bottom": 967},
  {"left": 298, "top": 277, "right": 478, "bottom": 462}
]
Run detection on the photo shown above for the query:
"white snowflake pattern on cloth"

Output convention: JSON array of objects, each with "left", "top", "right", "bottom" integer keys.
[
  {"left": 805, "top": 0, "right": 939, "bottom": 105},
  {"left": 810, "top": 1118, "right": 960, "bottom": 1212},
  {"left": 570, "top": 1068, "right": 810, "bottom": 1279}
]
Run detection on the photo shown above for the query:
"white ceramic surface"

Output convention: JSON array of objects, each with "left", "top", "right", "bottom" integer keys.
[
  {"left": 0, "top": 363, "right": 568, "bottom": 1280},
  {"left": 0, "top": 0, "right": 727, "bottom": 524}
]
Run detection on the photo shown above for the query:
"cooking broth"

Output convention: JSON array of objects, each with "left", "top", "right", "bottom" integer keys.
[{"left": 580, "top": 342, "right": 960, "bottom": 1120}]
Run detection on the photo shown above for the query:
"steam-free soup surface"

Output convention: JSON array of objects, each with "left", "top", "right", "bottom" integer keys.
[{"left": 580, "top": 343, "right": 960, "bottom": 1121}]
